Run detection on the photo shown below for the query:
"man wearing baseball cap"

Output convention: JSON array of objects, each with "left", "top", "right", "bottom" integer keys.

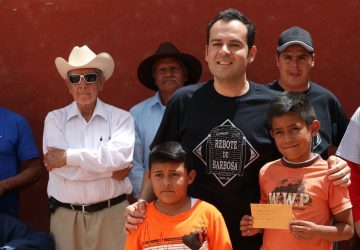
[
  {"left": 267, "top": 26, "right": 349, "bottom": 159},
  {"left": 128, "top": 42, "right": 202, "bottom": 200},
  {"left": 43, "top": 45, "right": 135, "bottom": 250}
]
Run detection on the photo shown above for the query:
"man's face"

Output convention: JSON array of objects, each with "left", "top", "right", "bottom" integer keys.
[
  {"left": 66, "top": 68, "right": 104, "bottom": 107},
  {"left": 205, "top": 20, "right": 256, "bottom": 83},
  {"left": 277, "top": 45, "right": 314, "bottom": 92},
  {"left": 153, "top": 57, "right": 187, "bottom": 95}
]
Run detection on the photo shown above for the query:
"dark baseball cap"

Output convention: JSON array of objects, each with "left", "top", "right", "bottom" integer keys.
[{"left": 277, "top": 26, "right": 314, "bottom": 53}]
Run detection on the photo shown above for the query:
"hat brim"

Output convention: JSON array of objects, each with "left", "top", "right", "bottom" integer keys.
[
  {"left": 137, "top": 53, "right": 202, "bottom": 91},
  {"left": 55, "top": 53, "right": 115, "bottom": 81},
  {"left": 277, "top": 41, "right": 314, "bottom": 53}
]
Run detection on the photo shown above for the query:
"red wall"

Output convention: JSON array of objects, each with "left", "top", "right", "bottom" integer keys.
[{"left": 1, "top": 0, "right": 359, "bottom": 244}]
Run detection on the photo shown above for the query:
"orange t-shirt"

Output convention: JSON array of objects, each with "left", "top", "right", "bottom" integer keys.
[
  {"left": 125, "top": 199, "right": 232, "bottom": 250},
  {"left": 259, "top": 156, "right": 351, "bottom": 250}
]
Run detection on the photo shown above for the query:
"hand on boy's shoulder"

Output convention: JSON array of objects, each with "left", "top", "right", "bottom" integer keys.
[
  {"left": 124, "top": 200, "right": 148, "bottom": 234},
  {"left": 326, "top": 155, "right": 351, "bottom": 187}
]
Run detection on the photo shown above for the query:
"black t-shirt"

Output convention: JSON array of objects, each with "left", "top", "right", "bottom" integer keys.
[
  {"left": 152, "top": 80, "right": 281, "bottom": 250},
  {"left": 267, "top": 81, "right": 349, "bottom": 159}
]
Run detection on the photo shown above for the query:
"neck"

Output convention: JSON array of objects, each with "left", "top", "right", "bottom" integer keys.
[
  {"left": 159, "top": 91, "right": 172, "bottom": 105},
  {"left": 155, "top": 196, "right": 191, "bottom": 216},
  {"left": 213, "top": 76, "right": 249, "bottom": 97},
  {"left": 77, "top": 101, "right": 96, "bottom": 122},
  {"left": 278, "top": 79, "right": 310, "bottom": 92}
]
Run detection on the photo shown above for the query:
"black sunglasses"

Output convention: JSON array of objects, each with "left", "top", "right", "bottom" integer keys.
[{"left": 68, "top": 73, "right": 100, "bottom": 84}]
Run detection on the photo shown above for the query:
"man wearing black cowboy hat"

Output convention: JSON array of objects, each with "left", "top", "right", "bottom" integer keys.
[{"left": 128, "top": 42, "right": 202, "bottom": 200}]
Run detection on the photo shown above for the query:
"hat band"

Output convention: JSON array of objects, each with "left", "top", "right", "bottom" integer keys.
[{"left": 277, "top": 41, "right": 314, "bottom": 53}]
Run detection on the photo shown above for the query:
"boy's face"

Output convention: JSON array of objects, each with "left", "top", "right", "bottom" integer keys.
[
  {"left": 270, "top": 113, "right": 319, "bottom": 162},
  {"left": 149, "top": 162, "right": 195, "bottom": 207}
]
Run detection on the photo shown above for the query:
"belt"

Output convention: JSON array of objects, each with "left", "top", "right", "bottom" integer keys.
[{"left": 49, "top": 194, "right": 126, "bottom": 213}]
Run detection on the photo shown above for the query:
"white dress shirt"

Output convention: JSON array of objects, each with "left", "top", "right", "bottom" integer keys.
[{"left": 43, "top": 99, "right": 134, "bottom": 204}]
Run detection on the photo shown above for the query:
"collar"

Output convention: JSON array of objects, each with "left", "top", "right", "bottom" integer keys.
[
  {"left": 281, "top": 154, "right": 320, "bottom": 168},
  {"left": 150, "top": 92, "right": 165, "bottom": 109},
  {"left": 65, "top": 98, "right": 109, "bottom": 122},
  {"left": 274, "top": 80, "right": 312, "bottom": 93}
]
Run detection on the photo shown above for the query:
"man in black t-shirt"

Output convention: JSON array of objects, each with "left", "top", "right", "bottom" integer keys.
[
  {"left": 267, "top": 26, "right": 349, "bottom": 159},
  {"left": 125, "top": 9, "right": 351, "bottom": 250}
]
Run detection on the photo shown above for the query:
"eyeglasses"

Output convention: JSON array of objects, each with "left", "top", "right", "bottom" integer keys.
[{"left": 68, "top": 73, "right": 100, "bottom": 84}]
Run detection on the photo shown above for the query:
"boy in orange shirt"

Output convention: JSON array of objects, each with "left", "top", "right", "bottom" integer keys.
[
  {"left": 240, "top": 92, "right": 353, "bottom": 250},
  {"left": 125, "top": 141, "right": 232, "bottom": 249}
]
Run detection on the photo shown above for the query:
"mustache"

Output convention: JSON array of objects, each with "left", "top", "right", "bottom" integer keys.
[
  {"left": 161, "top": 77, "right": 179, "bottom": 84},
  {"left": 217, "top": 54, "right": 231, "bottom": 59}
]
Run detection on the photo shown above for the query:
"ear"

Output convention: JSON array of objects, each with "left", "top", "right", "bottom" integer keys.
[
  {"left": 311, "top": 53, "right": 315, "bottom": 67},
  {"left": 247, "top": 45, "right": 257, "bottom": 64},
  {"left": 269, "top": 129, "right": 275, "bottom": 139},
  {"left": 275, "top": 53, "right": 280, "bottom": 68},
  {"left": 98, "top": 77, "right": 105, "bottom": 91},
  {"left": 205, "top": 45, "right": 209, "bottom": 63},
  {"left": 187, "top": 170, "right": 196, "bottom": 185},
  {"left": 310, "top": 120, "right": 320, "bottom": 137}
]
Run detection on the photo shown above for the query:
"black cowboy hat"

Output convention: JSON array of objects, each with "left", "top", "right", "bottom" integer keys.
[{"left": 137, "top": 42, "right": 202, "bottom": 91}]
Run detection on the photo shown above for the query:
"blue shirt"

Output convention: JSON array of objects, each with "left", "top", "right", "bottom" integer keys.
[
  {"left": 129, "top": 93, "right": 165, "bottom": 198},
  {"left": 0, "top": 107, "right": 39, "bottom": 216},
  {"left": 0, "top": 212, "right": 54, "bottom": 250}
]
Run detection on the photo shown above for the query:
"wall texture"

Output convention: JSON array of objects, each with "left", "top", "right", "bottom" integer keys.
[{"left": 0, "top": 0, "right": 359, "bottom": 245}]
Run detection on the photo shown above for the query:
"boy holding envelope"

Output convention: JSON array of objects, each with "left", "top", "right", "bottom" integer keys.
[{"left": 240, "top": 92, "right": 353, "bottom": 249}]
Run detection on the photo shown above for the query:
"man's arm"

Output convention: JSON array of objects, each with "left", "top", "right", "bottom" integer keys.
[
  {"left": 124, "top": 89, "right": 190, "bottom": 231},
  {"left": 65, "top": 113, "right": 135, "bottom": 174},
  {"left": 347, "top": 161, "right": 360, "bottom": 237},
  {"left": 333, "top": 97, "right": 350, "bottom": 146},
  {"left": 43, "top": 111, "right": 135, "bottom": 180},
  {"left": 0, "top": 158, "right": 41, "bottom": 197},
  {"left": 139, "top": 170, "right": 156, "bottom": 202},
  {"left": 127, "top": 111, "right": 146, "bottom": 200},
  {"left": 124, "top": 169, "right": 155, "bottom": 232}
]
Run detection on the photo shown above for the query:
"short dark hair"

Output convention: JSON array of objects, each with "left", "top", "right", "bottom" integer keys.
[
  {"left": 149, "top": 141, "right": 193, "bottom": 172},
  {"left": 267, "top": 92, "right": 316, "bottom": 129},
  {"left": 206, "top": 8, "right": 256, "bottom": 48}
]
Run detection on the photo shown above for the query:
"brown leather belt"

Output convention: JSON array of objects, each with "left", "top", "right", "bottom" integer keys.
[{"left": 49, "top": 194, "right": 126, "bottom": 213}]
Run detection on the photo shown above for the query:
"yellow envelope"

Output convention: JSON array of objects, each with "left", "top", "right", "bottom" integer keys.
[{"left": 250, "top": 203, "right": 292, "bottom": 229}]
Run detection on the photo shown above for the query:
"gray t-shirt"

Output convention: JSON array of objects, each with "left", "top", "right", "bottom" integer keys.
[{"left": 336, "top": 107, "right": 360, "bottom": 164}]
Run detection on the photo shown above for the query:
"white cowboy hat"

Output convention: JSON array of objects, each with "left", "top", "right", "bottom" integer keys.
[{"left": 55, "top": 45, "right": 115, "bottom": 81}]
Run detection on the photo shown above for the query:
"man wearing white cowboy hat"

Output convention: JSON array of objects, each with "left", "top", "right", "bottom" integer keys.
[
  {"left": 43, "top": 45, "right": 135, "bottom": 250},
  {"left": 128, "top": 42, "right": 202, "bottom": 201}
]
